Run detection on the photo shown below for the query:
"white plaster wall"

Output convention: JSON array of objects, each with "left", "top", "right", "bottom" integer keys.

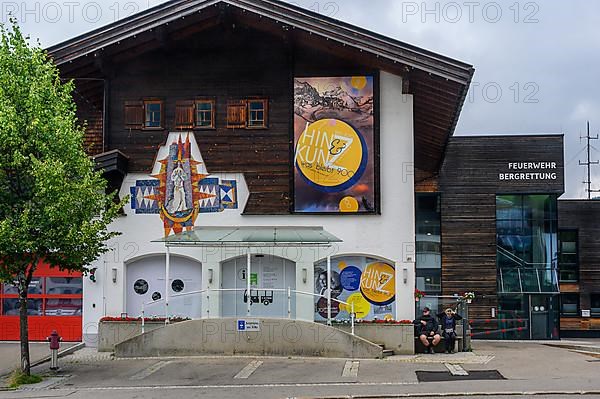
[{"left": 83, "top": 71, "right": 415, "bottom": 344}]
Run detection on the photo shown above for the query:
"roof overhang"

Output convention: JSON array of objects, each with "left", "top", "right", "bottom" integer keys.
[
  {"left": 48, "top": 0, "right": 475, "bottom": 176},
  {"left": 153, "top": 226, "right": 343, "bottom": 247}
]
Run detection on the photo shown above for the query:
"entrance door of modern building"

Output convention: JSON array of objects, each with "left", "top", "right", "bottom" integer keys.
[
  {"left": 529, "top": 295, "right": 549, "bottom": 339},
  {"left": 529, "top": 295, "right": 559, "bottom": 340}
]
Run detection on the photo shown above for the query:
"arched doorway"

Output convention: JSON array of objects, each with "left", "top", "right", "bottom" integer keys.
[
  {"left": 221, "top": 255, "right": 296, "bottom": 318},
  {"left": 126, "top": 255, "right": 202, "bottom": 318}
]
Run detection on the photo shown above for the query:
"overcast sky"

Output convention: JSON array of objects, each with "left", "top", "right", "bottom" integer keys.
[{"left": 6, "top": 0, "right": 600, "bottom": 198}]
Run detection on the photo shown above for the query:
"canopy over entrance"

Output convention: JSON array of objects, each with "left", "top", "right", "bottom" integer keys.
[
  {"left": 152, "top": 226, "right": 343, "bottom": 324},
  {"left": 153, "top": 226, "right": 342, "bottom": 247}
]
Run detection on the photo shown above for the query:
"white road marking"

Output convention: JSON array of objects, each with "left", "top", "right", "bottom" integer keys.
[
  {"left": 341, "top": 360, "right": 360, "bottom": 378},
  {"left": 444, "top": 363, "right": 469, "bottom": 376},
  {"left": 129, "top": 361, "right": 172, "bottom": 380},
  {"left": 234, "top": 360, "right": 263, "bottom": 379}
]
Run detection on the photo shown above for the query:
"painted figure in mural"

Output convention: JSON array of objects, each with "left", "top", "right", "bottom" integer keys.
[{"left": 169, "top": 161, "right": 188, "bottom": 213}]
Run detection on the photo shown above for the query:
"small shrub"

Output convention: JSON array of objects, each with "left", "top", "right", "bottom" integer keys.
[{"left": 6, "top": 370, "right": 43, "bottom": 388}]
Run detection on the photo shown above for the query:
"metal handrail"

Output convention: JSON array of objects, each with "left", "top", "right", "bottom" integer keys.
[{"left": 140, "top": 287, "right": 356, "bottom": 336}]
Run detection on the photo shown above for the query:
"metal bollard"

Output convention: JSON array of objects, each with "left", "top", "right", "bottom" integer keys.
[{"left": 47, "top": 330, "right": 62, "bottom": 370}]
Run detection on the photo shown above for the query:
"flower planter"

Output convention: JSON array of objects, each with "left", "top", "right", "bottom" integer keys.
[{"left": 98, "top": 320, "right": 167, "bottom": 352}]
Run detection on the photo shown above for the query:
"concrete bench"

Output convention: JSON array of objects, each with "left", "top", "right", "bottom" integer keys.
[{"left": 414, "top": 335, "right": 464, "bottom": 353}]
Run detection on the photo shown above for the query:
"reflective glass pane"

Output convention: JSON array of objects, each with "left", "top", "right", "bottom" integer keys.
[
  {"left": 249, "top": 101, "right": 264, "bottom": 111},
  {"left": 591, "top": 295, "right": 600, "bottom": 316},
  {"left": 45, "top": 299, "right": 82, "bottom": 316},
  {"left": 497, "top": 295, "right": 529, "bottom": 339},
  {"left": 2, "top": 299, "right": 43, "bottom": 316},
  {"left": 197, "top": 102, "right": 212, "bottom": 111},
  {"left": 2, "top": 278, "right": 43, "bottom": 295},
  {"left": 46, "top": 277, "right": 83, "bottom": 295},
  {"left": 496, "top": 195, "right": 522, "bottom": 220},
  {"left": 498, "top": 268, "right": 521, "bottom": 293}
]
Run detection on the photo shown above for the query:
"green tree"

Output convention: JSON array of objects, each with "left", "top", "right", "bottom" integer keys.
[{"left": 0, "top": 21, "right": 122, "bottom": 375}]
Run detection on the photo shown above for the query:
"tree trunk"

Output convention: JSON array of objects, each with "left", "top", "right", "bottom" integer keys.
[{"left": 18, "top": 275, "right": 31, "bottom": 376}]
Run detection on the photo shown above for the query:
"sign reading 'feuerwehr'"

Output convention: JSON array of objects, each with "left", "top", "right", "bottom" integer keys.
[{"left": 499, "top": 162, "right": 558, "bottom": 181}]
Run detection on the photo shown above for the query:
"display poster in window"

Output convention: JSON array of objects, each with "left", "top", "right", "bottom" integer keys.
[
  {"left": 314, "top": 256, "right": 395, "bottom": 322},
  {"left": 294, "top": 76, "right": 376, "bottom": 213}
]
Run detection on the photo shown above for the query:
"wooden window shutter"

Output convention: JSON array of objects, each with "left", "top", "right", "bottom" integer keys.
[
  {"left": 175, "top": 100, "right": 195, "bottom": 130},
  {"left": 227, "top": 100, "right": 247, "bottom": 128},
  {"left": 124, "top": 101, "right": 144, "bottom": 129}
]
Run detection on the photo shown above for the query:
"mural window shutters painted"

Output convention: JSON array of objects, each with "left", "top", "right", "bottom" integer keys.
[
  {"left": 247, "top": 99, "right": 268, "bottom": 129},
  {"left": 314, "top": 256, "right": 395, "bottom": 322},
  {"left": 144, "top": 100, "right": 163, "bottom": 129},
  {"left": 195, "top": 99, "right": 216, "bottom": 129},
  {"left": 293, "top": 76, "right": 377, "bottom": 214},
  {"left": 227, "top": 100, "right": 247, "bottom": 128}
]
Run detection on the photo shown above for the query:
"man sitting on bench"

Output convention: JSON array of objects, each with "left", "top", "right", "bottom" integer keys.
[{"left": 414, "top": 307, "right": 441, "bottom": 354}]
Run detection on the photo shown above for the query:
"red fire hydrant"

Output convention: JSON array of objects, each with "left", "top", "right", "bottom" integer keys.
[{"left": 47, "top": 330, "right": 61, "bottom": 370}]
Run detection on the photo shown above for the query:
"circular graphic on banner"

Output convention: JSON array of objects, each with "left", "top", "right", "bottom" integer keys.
[
  {"left": 344, "top": 293, "right": 371, "bottom": 319},
  {"left": 317, "top": 297, "right": 340, "bottom": 319},
  {"left": 296, "top": 118, "right": 368, "bottom": 193},
  {"left": 339, "top": 196, "right": 359, "bottom": 212},
  {"left": 340, "top": 266, "right": 362, "bottom": 291},
  {"left": 360, "top": 262, "right": 395, "bottom": 306}
]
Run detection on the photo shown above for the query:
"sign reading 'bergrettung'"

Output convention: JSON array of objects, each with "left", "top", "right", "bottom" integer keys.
[{"left": 499, "top": 162, "right": 558, "bottom": 181}]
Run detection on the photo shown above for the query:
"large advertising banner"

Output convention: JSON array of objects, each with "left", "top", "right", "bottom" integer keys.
[
  {"left": 314, "top": 256, "right": 396, "bottom": 322},
  {"left": 294, "top": 76, "right": 376, "bottom": 213}
]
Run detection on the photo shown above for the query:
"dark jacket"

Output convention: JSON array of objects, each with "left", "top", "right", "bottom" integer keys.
[
  {"left": 413, "top": 314, "right": 439, "bottom": 335},
  {"left": 437, "top": 312, "right": 463, "bottom": 333}
]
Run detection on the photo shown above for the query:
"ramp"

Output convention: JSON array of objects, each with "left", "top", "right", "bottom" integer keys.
[{"left": 114, "top": 318, "right": 383, "bottom": 359}]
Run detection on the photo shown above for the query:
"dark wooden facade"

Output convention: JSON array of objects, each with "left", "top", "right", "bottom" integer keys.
[
  {"left": 558, "top": 200, "right": 600, "bottom": 335},
  {"left": 48, "top": 0, "right": 474, "bottom": 215},
  {"left": 438, "top": 135, "right": 565, "bottom": 322}
]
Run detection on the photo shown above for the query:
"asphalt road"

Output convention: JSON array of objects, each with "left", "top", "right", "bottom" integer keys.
[{"left": 0, "top": 341, "right": 599, "bottom": 398}]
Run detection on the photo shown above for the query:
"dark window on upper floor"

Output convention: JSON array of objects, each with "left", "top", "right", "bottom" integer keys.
[
  {"left": 592, "top": 294, "right": 600, "bottom": 317},
  {"left": 247, "top": 99, "right": 268, "bottom": 129},
  {"left": 560, "top": 293, "right": 579, "bottom": 317},
  {"left": 558, "top": 230, "right": 578, "bottom": 283},
  {"left": 196, "top": 99, "right": 215, "bottom": 129},
  {"left": 415, "top": 193, "right": 441, "bottom": 295},
  {"left": 144, "top": 100, "right": 163, "bottom": 129},
  {"left": 124, "top": 99, "right": 163, "bottom": 130}
]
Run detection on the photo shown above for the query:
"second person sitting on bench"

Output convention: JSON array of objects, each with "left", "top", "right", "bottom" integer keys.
[
  {"left": 437, "top": 307, "right": 463, "bottom": 353},
  {"left": 414, "top": 307, "right": 441, "bottom": 354}
]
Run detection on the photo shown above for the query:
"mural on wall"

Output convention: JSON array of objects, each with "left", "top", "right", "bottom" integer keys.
[
  {"left": 314, "top": 256, "right": 395, "bottom": 322},
  {"left": 130, "top": 133, "right": 238, "bottom": 236},
  {"left": 294, "top": 76, "right": 376, "bottom": 213}
]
